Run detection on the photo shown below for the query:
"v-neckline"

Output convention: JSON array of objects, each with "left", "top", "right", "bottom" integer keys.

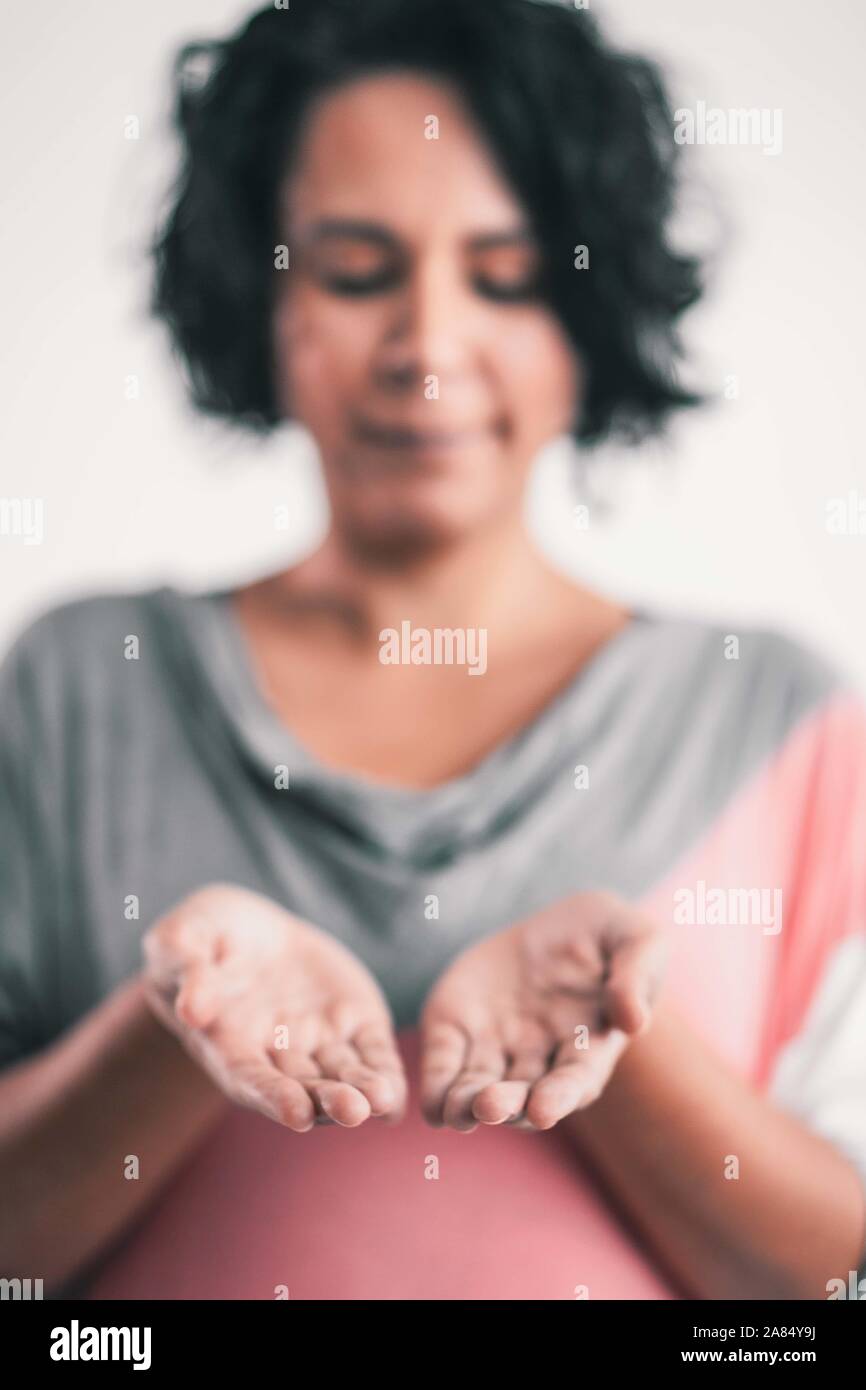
[
  {"left": 211, "top": 589, "right": 649, "bottom": 782},
  {"left": 155, "top": 583, "right": 661, "bottom": 864}
]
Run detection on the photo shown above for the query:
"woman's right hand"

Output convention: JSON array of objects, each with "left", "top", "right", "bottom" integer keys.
[{"left": 140, "top": 882, "right": 407, "bottom": 1132}]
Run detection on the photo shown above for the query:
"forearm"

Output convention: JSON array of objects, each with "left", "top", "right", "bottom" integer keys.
[
  {"left": 0, "top": 972, "right": 231, "bottom": 1292},
  {"left": 562, "top": 1000, "right": 866, "bottom": 1300}
]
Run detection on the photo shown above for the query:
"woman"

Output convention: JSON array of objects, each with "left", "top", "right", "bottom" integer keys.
[{"left": 1, "top": 0, "right": 865, "bottom": 1301}]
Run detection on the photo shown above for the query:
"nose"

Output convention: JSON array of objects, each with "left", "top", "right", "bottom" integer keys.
[{"left": 373, "top": 255, "right": 476, "bottom": 391}]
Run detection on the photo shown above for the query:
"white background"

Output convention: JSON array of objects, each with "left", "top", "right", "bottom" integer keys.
[{"left": 1, "top": 0, "right": 865, "bottom": 686}]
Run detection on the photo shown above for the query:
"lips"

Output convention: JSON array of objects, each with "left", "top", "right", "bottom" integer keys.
[{"left": 353, "top": 418, "right": 491, "bottom": 449}]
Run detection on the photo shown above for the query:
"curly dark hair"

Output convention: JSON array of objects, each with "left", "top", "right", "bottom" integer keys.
[{"left": 152, "top": 0, "right": 705, "bottom": 447}]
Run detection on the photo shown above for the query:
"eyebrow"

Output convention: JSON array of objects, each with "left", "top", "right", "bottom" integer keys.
[{"left": 298, "top": 218, "right": 537, "bottom": 251}]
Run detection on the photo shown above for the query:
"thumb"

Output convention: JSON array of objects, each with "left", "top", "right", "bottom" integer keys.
[
  {"left": 175, "top": 956, "right": 222, "bottom": 1029},
  {"left": 602, "top": 930, "right": 667, "bottom": 1035}
]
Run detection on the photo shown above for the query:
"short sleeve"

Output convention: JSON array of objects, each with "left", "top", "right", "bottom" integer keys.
[
  {"left": 768, "top": 937, "right": 866, "bottom": 1272},
  {"left": 764, "top": 685, "right": 866, "bottom": 1280}
]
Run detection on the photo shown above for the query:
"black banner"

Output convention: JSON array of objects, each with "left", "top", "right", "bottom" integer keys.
[{"left": 1, "top": 1297, "right": 862, "bottom": 1375}]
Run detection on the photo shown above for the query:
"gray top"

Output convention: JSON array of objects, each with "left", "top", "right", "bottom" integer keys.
[{"left": 0, "top": 582, "right": 838, "bottom": 1055}]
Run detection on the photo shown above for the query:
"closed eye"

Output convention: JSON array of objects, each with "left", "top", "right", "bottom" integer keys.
[
  {"left": 470, "top": 241, "right": 543, "bottom": 303},
  {"left": 319, "top": 268, "right": 402, "bottom": 296},
  {"left": 472, "top": 274, "right": 542, "bottom": 303},
  {"left": 303, "top": 232, "right": 402, "bottom": 296},
  {"left": 296, "top": 223, "right": 544, "bottom": 301}
]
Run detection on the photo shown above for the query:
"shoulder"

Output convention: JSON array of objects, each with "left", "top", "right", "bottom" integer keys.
[
  {"left": 0, "top": 585, "right": 185, "bottom": 738},
  {"left": 1, "top": 585, "right": 174, "bottom": 665},
  {"left": 647, "top": 606, "right": 858, "bottom": 727},
  {"left": 617, "top": 606, "right": 866, "bottom": 810},
  {"left": 0, "top": 583, "right": 201, "bottom": 675},
  {"left": 668, "top": 607, "right": 848, "bottom": 691}
]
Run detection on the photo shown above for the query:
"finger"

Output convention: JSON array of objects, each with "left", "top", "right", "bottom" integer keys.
[
  {"left": 524, "top": 1064, "right": 600, "bottom": 1130},
  {"left": 442, "top": 1034, "right": 506, "bottom": 1132},
  {"left": 304, "top": 1078, "right": 372, "bottom": 1128},
  {"left": 227, "top": 1055, "right": 317, "bottom": 1132},
  {"left": 507, "top": 1115, "right": 543, "bottom": 1132},
  {"left": 145, "top": 913, "right": 216, "bottom": 969},
  {"left": 268, "top": 1039, "right": 335, "bottom": 1123},
  {"left": 141, "top": 933, "right": 207, "bottom": 990},
  {"left": 314, "top": 1040, "right": 399, "bottom": 1117},
  {"left": 419, "top": 1021, "right": 468, "bottom": 1125},
  {"left": 142, "top": 916, "right": 218, "bottom": 1001},
  {"left": 324, "top": 996, "right": 371, "bottom": 1041},
  {"left": 505, "top": 1044, "right": 555, "bottom": 1085},
  {"left": 353, "top": 1023, "right": 408, "bottom": 1122},
  {"left": 206, "top": 1027, "right": 318, "bottom": 1131},
  {"left": 278, "top": 1013, "right": 323, "bottom": 1055},
  {"left": 524, "top": 1033, "right": 629, "bottom": 1129},
  {"left": 472, "top": 1080, "right": 531, "bottom": 1125},
  {"left": 313, "top": 1040, "right": 361, "bottom": 1072},
  {"left": 269, "top": 1046, "right": 323, "bottom": 1081},
  {"left": 603, "top": 934, "right": 667, "bottom": 1034},
  {"left": 175, "top": 960, "right": 221, "bottom": 1029},
  {"left": 484, "top": 1043, "right": 554, "bottom": 1126}
]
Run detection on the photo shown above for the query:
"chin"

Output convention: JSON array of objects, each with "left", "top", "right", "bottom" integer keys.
[
  {"left": 344, "top": 464, "right": 513, "bottom": 541},
  {"left": 340, "top": 492, "right": 495, "bottom": 565}
]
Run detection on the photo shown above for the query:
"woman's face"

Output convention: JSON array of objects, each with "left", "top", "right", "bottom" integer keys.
[{"left": 273, "top": 71, "right": 582, "bottom": 557}]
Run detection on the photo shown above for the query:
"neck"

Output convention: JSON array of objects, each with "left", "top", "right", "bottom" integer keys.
[{"left": 269, "top": 511, "right": 585, "bottom": 649}]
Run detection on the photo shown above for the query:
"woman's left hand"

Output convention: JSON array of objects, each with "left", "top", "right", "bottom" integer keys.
[{"left": 419, "top": 890, "right": 669, "bottom": 1131}]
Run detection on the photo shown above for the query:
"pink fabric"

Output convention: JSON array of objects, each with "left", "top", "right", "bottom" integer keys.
[
  {"left": 84, "top": 693, "right": 866, "bottom": 1300},
  {"left": 640, "top": 692, "right": 866, "bottom": 1089},
  {"left": 88, "top": 1026, "right": 678, "bottom": 1301}
]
